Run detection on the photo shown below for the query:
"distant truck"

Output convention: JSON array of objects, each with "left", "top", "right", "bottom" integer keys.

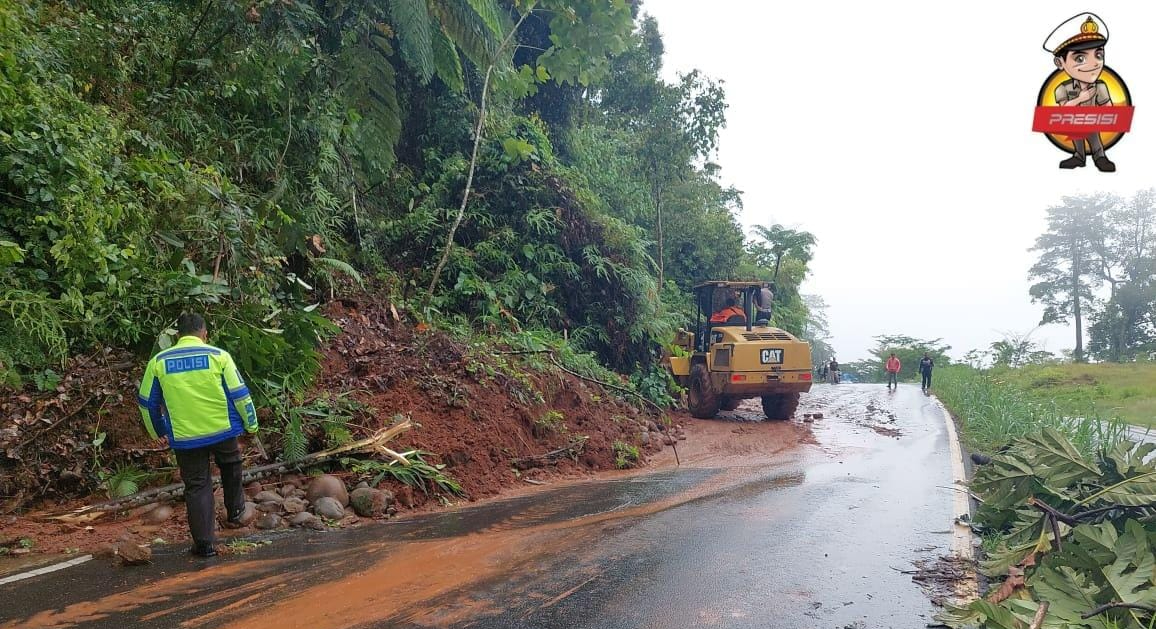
[{"left": 668, "top": 281, "right": 814, "bottom": 420}]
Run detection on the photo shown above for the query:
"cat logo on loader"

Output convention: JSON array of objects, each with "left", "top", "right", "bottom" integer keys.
[{"left": 668, "top": 281, "right": 813, "bottom": 419}]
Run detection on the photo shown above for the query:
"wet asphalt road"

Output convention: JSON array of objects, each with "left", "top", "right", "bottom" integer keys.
[{"left": 1, "top": 384, "right": 957, "bottom": 629}]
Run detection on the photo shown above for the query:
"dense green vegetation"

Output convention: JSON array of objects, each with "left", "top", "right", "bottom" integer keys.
[{"left": 0, "top": 1, "right": 822, "bottom": 405}]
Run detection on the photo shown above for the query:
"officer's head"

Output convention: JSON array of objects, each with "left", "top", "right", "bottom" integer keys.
[
  {"left": 177, "top": 313, "right": 207, "bottom": 340},
  {"left": 724, "top": 297, "right": 737, "bottom": 308},
  {"left": 1054, "top": 43, "right": 1105, "bottom": 83}
]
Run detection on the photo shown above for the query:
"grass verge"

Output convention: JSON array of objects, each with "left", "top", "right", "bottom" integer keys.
[
  {"left": 993, "top": 362, "right": 1156, "bottom": 429},
  {"left": 934, "top": 365, "right": 1127, "bottom": 457}
]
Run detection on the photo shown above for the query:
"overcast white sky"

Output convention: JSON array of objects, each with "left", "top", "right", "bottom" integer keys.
[{"left": 644, "top": 1, "right": 1155, "bottom": 362}]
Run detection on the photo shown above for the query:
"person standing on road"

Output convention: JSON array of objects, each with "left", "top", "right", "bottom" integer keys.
[
  {"left": 885, "top": 353, "right": 901, "bottom": 390},
  {"left": 138, "top": 313, "right": 259, "bottom": 557},
  {"left": 828, "top": 357, "right": 839, "bottom": 384},
  {"left": 918, "top": 353, "right": 935, "bottom": 391}
]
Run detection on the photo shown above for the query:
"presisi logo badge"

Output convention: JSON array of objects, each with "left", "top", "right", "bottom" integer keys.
[
  {"left": 760, "top": 349, "right": 783, "bottom": 364},
  {"left": 1033, "top": 13, "right": 1133, "bottom": 173},
  {"left": 166, "top": 355, "right": 210, "bottom": 374}
]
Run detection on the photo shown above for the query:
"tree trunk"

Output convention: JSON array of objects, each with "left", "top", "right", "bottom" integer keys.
[
  {"left": 425, "top": 12, "right": 530, "bottom": 302},
  {"left": 1072, "top": 239, "right": 1084, "bottom": 362},
  {"left": 656, "top": 196, "right": 664, "bottom": 291}
]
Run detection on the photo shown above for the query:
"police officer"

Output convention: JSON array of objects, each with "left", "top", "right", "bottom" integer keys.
[
  {"left": 1044, "top": 13, "right": 1115, "bottom": 172},
  {"left": 138, "top": 313, "right": 259, "bottom": 557}
]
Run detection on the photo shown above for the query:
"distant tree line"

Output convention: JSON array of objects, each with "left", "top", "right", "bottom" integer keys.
[{"left": 1029, "top": 190, "right": 1156, "bottom": 362}]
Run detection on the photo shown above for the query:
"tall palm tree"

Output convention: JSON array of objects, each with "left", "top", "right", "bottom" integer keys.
[{"left": 751, "top": 224, "right": 816, "bottom": 282}]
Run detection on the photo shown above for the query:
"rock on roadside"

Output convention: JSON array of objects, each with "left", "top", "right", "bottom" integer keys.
[
  {"left": 255, "top": 513, "right": 284, "bottom": 530},
  {"left": 349, "top": 487, "right": 392, "bottom": 518},
  {"left": 305, "top": 475, "right": 349, "bottom": 507},
  {"left": 253, "top": 490, "right": 283, "bottom": 504},
  {"left": 281, "top": 497, "right": 307, "bottom": 514},
  {"left": 312, "top": 496, "right": 346, "bottom": 520},
  {"left": 288, "top": 512, "right": 319, "bottom": 527},
  {"left": 141, "top": 505, "right": 173, "bottom": 525}
]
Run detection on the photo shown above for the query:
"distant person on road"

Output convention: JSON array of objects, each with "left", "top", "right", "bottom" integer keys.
[
  {"left": 710, "top": 297, "right": 746, "bottom": 324},
  {"left": 138, "top": 313, "right": 259, "bottom": 557},
  {"left": 885, "top": 353, "right": 901, "bottom": 390},
  {"left": 828, "top": 358, "right": 839, "bottom": 384},
  {"left": 918, "top": 353, "right": 935, "bottom": 391},
  {"left": 820, "top": 364, "right": 828, "bottom": 382}
]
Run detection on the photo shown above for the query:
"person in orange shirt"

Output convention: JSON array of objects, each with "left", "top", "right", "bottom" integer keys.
[
  {"left": 710, "top": 297, "right": 746, "bottom": 324},
  {"left": 885, "top": 353, "right": 901, "bottom": 390}
]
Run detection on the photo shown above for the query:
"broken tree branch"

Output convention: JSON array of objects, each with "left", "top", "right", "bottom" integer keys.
[
  {"left": 511, "top": 436, "right": 588, "bottom": 470},
  {"left": 1082, "top": 602, "right": 1156, "bottom": 620},
  {"left": 1029, "top": 601, "right": 1049, "bottom": 629},
  {"left": 545, "top": 354, "right": 664, "bottom": 414}
]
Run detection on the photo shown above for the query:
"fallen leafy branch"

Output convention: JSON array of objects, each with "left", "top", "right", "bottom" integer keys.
[{"left": 937, "top": 429, "right": 1156, "bottom": 629}]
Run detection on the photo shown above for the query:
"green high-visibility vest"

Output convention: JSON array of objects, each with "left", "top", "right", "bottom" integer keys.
[{"left": 137, "top": 336, "right": 258, "bottom": 449}]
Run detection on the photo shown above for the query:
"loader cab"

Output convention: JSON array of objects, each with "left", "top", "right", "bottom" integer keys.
[{"left": 693, "top": 281, "right": 773, "bottom": 352}]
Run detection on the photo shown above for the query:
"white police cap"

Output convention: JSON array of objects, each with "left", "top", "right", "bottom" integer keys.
[{"left": 1043, "top": 13, "right": 1108, "bottom": 55}]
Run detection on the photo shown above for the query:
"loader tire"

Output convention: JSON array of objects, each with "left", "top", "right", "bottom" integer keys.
[
  {"left": 688, "top": 364, "right": 720, "bottom": 419},
  {"left": 762, "top": 393, "right": 800, "bottom": 421}
]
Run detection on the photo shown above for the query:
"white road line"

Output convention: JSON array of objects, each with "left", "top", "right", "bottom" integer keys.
[
  {"left": 0, "top": 554, "right": 93, "bottom": 586},
  {"left": 933, "top": 396, "right": 978, "bottom": 601}
]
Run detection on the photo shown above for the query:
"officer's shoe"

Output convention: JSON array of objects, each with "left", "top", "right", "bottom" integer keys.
[
  {"left": 190, "top": 541, "right": 218, "bottom": 558},
  {"left": 1059, "top": 155, "right": 1086, "bottom": 169},
  {"left": 1093, "top": 156, "right": 1116, "bottom": 172}
]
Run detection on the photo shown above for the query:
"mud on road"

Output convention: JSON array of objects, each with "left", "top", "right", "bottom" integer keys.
[{"left": 1, "top": 384, "right": 962, "bottom": 629}]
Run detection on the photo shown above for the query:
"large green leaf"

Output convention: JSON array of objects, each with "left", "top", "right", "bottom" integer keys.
[
  {"left": 430, "top": 24, "right": 464, "bottom": 91},
  {"left": 937, "top": 599, "right": 1025, "bottom": 629},
  {"left": 429, "top": 0, "right": 500, "bottom": 68},
  {"left": 1028, "top": 565, "right": 1110, "bottom": 629},
  {"left": 1070, "top": 521, "right": 1122, "bottom": 566},
  {"left": 1099, "top": 520, "right": 1156, "bottom": 617},
  {"left": 1078, "top": 471, "right": 1156, "bottom": 509},
  {"left": 973, "top": 456, "right": 1038, "bottom": 509},
  {"left": 389, "top": 0, "right": 436, "bottom": 80},
  {"left": 1104, "top": 441, "right": 1156, "bottom": 477},
  {"left": 339, "top": 33, "right": 403, "bottom": 177},
  {"left": 463, "top": 0, "right": 507, "bottom": 39},
  {"left": 1027, "top": 427, "right": 1102, "bottom": 488}
]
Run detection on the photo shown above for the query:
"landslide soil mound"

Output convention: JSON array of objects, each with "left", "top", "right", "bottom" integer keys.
[
  {"left": 312, "top": 297, "right": 665, "bottom": 506},
  {"left": 0, "top": 294, "right": 669, "bottom": 553}
]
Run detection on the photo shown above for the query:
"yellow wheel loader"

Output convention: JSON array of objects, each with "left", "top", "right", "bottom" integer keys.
[{"left": 668, "top": 281, "right": 813, "bottom": 420}]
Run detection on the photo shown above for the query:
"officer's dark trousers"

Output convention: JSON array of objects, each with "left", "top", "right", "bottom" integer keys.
[
  {"left": 174, "top": 437, "right": 244, "bottom": 544},
  {"left": 921, "top": 371, "right": 932, "bottom": 389},
  {"left": 1073, "top": 133, "right": 1106, "bottom": 160}
]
